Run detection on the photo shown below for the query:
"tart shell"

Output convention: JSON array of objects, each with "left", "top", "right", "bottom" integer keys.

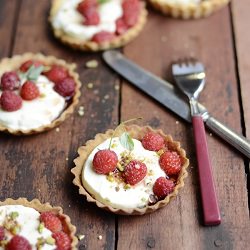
[
  {"left": 72, "top": 125, "right": 189, "bottom": 215},
  {"left": 0, "top": 53, "right": 81, "bottom": 135},
  {"left": 148, "top": 0, "right": 230, "bottom": 19},
  {"left": 49, "top": 0, "right": 147, "bottom": 51},
  {"left": 0, "top": 197, "right": 78, "bottom": 249}
]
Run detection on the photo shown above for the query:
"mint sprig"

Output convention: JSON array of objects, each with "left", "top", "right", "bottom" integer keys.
[
  {"left": 119, "top": 132, "right": 134, "bottom": 151},
  {"left": 108, "top": 117, "right": 142, "bottom": 151},
  {"left": 98, "top": 0, "right": 110, "bottom": 4},
  {"left": 19, "top": 65, "right": 44, "bottom": 81}
]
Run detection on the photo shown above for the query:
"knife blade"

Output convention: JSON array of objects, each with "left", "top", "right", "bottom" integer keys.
[{"left": 103, "top": 50, "right": 250, "bottom": 159}]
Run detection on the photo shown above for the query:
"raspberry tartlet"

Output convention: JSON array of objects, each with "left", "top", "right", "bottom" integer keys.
[
  {"left": 49, "top": 0, "right": 147, "bottom": 51},
  {"left": 72, "top": 125, "right": 189, "bottom": 215},
  {"left": 148, "top": 0, "right": 230, "bottom": 19},
  {"left": 0, "top": 198, "right": 77, "bottom": 249},
  {"left": 0, "top": 53, "right": 81, "bottom": 135}
]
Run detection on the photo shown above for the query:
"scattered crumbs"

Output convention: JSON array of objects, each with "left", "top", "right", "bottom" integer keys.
[
  {"left": 93, "top": 89, "right": 99, "bottom": 95},
  {"left": 55, "top": 128, "right": 60, "bottom": 132},
  {"left": 175, "top": 121, "right": 179, "bottom": 124},
  {"left": 69, "top": 204, "right": 71, "bottom": 208},
  {"left": 98, "top": 235, "right": 103, "bottom": 240},
  {"left": 85, "top": 60, "right": 98, "bottom": 69},
  {"left": 87, "top": 82, "right": 94, "bottom": 89},
  {"left": 114, "top": 84, "right": 119, "bottom": 91},
  {"left": 78, "top": 106, "right": 85, "bottom": 117},
  {"left": 90, "top": 114, "right": 95, "bottom": 118},
  {"left": 209, "top": 133, "right": 213, "bottom": 137},
  {"left": 66, "top": 157, "right": 69, "bottom": 161},
  {"left": 38, "top": 189, "right": 41, "bottom": 192},
  {"left": 104, "top": 94, "right": 110, "bottom": 100},
  {"left": 78, "top": 234, "right": 85, "bottom": 241},
  {"left": 161, "top": 36, "right": 168, "bottom": 42},
  {"left": 40, "top": 93, "right": 46, "bottom": 98}
]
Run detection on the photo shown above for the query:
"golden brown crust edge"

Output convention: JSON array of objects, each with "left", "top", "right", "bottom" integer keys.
[
  {"left": 148, "top": 0, "right": 230, "bottom": 19},
  {"left": 0, "top": 198, "right": 78, "bottom": 249},
  {"left": 72, "top": 125, "right": 189, "bottom": 215},
  {"left": 49, "top": 0, "right": 147, "bottom": 51},
  {"left": 0, "top": 53, "right": 81, "bottom": 135}
]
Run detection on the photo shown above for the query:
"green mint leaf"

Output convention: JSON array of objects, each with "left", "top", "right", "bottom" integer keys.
[
  {"left": 98, "top": 0, "right": 110, "bottom": 4},
  {"left": 119, "top": 132, "right": 134, "bottom": 151},
  {"left": 27, "top": 65, "right": 44, "bottom": 81}
]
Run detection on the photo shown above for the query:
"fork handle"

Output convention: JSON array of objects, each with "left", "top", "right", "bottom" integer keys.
[{"left": 192, "top": 115, "right": 221, "bottom": 226}]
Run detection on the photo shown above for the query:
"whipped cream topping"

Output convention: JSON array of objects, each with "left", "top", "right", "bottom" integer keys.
[
  {"left": 82, "top": 137, "right": 166, "bottom": 209},
  {"left": 0, "top": 205, "right": 55, "bottom": 250},
  {"left": 0, "top": 75, "right": 65, "bottom": 131},
  {"left": 51, "top": 0, "right": 123, "bottom": 41}
]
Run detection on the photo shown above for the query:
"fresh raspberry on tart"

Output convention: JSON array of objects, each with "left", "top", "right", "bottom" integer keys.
[
  {"left": 72, "top": 124, "right": 189, "bottom": 215},
  {"left": 159, "top": 151, "right": 182, "bottom": 176},
  {"left": 0, "top": 198, "right": 78, "bottom": 249},
  {"left": 0, "top": 53, "right": 81, "bottom": 135},
  {"left": 49, "top": 0, "right": 147, "bottom": 51},
  {"left": 141, "top": 132, "right": 165, "bottom": 151}
]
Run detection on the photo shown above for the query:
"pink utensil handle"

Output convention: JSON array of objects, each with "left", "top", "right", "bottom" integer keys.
[{"left": 192, "top": 115, "right": 221, "bottom": 226}]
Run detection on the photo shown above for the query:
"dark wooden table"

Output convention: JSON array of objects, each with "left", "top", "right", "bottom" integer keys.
[{"left": 0, "top": 0, "right": 249, "bottom": 249}]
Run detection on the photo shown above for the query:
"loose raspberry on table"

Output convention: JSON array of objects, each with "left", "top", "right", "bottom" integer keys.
[
  {"left": 40, "top": 211, "right": 63, "bottom": 233},
  {"left": 20, "top": 81, "right": 40, "bottom": 101},
  {"left": 153, "top": 177, "right": 175, "bottom": 199},
  {"left": 91, "top": 31, "right": 116, "bottom": 43},
  {"left": 122, "top": 0, "right": 140, "bottom": 27},
  {"left": 0, "top": 226, "right": 5, "bottom": 240},
  {"left": 0, "top": 71, "right": 20, "bottom": 91},
  {"left": 19, "top": 60, "right": 43, "bottom": 72},
  {"left": 116, "top": 17, "right": 128, "bottom": 35},
  {"left": 43, "top": 65, "right": 68, "bottom": 84},
  {"left": 52, "top": 231, "right": 71, "bottom": 250},
  {"left": 54, "top": 78, "right": 75, "bottom": 97},
  {"left": 0, "top": 91, "right": 22, "bottom": 112},
  {"left": 141, "top": 132, "right": 165, "bottom": 151},
  {"left": 6, "top": 235, "right": 32, "bottom": 250},
  {"left": 159, "top": 151, "right": 182, "bottom": 176},
  {"left": 93, "top": 149, "right": 118, "bottom": 174},
  {"left": 123, "top": 160, "right": 147, "bottom": 185}
]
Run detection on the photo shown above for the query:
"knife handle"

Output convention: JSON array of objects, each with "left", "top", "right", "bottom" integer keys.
[
  {"left": 192, "top": 116, "right": 221, "bottom": 226},
  {"left": 204, "top": 116, "right": 250, "bottom": 159}
]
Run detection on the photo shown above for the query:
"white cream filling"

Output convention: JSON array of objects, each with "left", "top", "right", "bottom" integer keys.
[
  {"left": 51, "top": 0, "right": 123, "bottom": 41},
  {"left": 0, "top": 75, "right": 66, "bottom": 131},
  {"left": 82, "top": 137, "right": 166, "bottom": 209},
  {"left": 0, "top": 205, "right": 56, "bottom": 250}
]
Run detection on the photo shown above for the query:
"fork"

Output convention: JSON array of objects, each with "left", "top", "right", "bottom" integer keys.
[{"left": 172, "top": 60, "right": 221, "bottom": 226}]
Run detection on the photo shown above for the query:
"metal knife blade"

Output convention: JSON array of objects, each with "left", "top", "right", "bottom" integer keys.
[{"left": 103, "top": 50, "right": 250, "bottom": 159}]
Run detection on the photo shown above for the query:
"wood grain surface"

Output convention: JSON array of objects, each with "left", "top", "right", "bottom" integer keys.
[{"left": 0, "top": 0, "right": 249, "bottom": 250}]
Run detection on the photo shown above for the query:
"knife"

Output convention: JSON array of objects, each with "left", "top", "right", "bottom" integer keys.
[{"left": 103, "top": 50, "right": 250, "bottom": 159}]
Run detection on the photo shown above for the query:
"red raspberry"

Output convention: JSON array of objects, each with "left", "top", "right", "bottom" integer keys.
[
  {"left": 52, "top": 231, "right": 71, "bottom": 250},
  {"left": 54, "top": 78, "right": 75, "bottom": 97},
  {"left": 116, "top": 17, "right": 128, "bottom": 35},
  {"left": 159, "top": 151, "right": 182, "bottom": 176},
  {"left": 77, "top": 0, "right": 98, "bottom": 15},
  {"left": 0, "top": 91, "right": 22, "bottom": 112},
  {"left": 43, "top": 65, "right": 69, "bottom": 84},
  {"left": 141, "top": 132, "right": 165, "bottom": 151},
  {"left": 0, "top": 71, "right": 20, "bottom": 91},
  {"left": 153, "top": 177, "right": 175, "bottom": 199},
  {"left": 122, "top": 0, "right": 140, "bottom": 27},
  {"left": 40, "top": 212, "right": 63, "bottom": 233},
  {"left": 19, "top": 60, "right": 43, "bottom": 72},
  {"left": 0, "top": 226, "right": 5, "bottom": 240},
  {"left": 93, "top": 149, "right": 118, "bottom": 174},
  {"left": 123, "top": 160, "right": 147, "bottom": 185},
  {"left": 83, "top": 9, "right": 100, "bottom": 25},
  {"left": 6, "top": 235, "right": 32, "bottom": 250},
  {"left": 20, "top": 81, "right": 40, "bottom": 101},
  {"left": 91, "top": 31, "right": 116, "bottom": 43}
]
